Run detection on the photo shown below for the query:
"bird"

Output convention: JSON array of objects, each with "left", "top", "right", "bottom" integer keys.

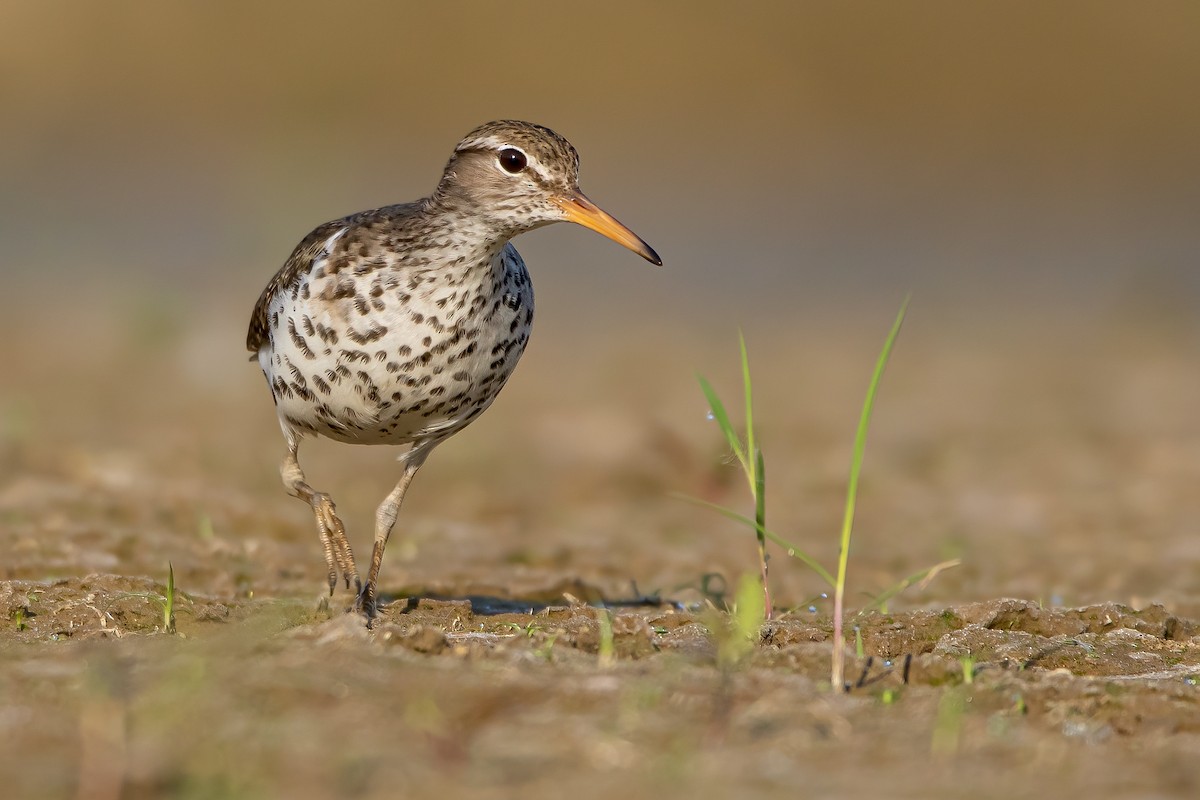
[{"left": 246, "top": 120, "right": 661, "bottom": 621}]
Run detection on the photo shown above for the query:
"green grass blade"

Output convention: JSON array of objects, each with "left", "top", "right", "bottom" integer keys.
[
  {"left": 754, "top": 447, "right": 766, "bottom": 543},
  {"left": 838, "top": 295, "right": 909, "bottom": 585},
  {"left": 832, "top": 294, "right": 910, "bottom": 689},
  {"left": 739, "top": 331, "right": 755, "bottom": 486},
  {"left": 697, "top": 375, "right": 749, "bottom": 478},
  {"left": 677, "top": 494, "right": 836, "bottom": 587}
]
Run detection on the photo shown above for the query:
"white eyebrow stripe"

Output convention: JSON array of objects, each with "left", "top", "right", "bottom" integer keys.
[{"left": 476, "top": 137, "right": 552, "bottom": 182}]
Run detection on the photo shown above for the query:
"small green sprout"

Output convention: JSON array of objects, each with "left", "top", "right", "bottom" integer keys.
[
  {"left": 597, "top": 610, "right": 615, "bottom": 668},
  {"left": 961, "top": 655, "right": 975, "bottom": 685}
]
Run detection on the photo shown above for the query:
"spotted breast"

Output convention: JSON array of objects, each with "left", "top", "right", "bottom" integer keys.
[{"left": 250, "top": 203, "right": 534, "bottom": 449}]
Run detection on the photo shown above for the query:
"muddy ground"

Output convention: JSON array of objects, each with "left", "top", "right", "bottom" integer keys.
[{"left": 2, "top": 301, "right": 1199, "bottom": 799}]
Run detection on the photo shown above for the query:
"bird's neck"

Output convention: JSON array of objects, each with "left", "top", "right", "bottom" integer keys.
[{"left": 416, "top": 193, "right": 519, "bottom": 265}]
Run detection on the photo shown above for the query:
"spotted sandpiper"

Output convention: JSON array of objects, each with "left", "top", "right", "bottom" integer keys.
[{"left": 246, "top": 120, "right": 661, "bottom": 619}]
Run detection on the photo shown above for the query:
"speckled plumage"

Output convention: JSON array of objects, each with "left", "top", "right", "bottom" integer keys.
[{"left": 247, "top": 120, "right": 660, "bottom": 621}]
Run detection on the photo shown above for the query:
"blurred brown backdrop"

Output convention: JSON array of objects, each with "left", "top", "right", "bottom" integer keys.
[
  {"left": 4, "top": 2, "right": 1198, "bottom": 316},
  {"left": 2, "top": 2, "right": 1199, "bottom": 607}
]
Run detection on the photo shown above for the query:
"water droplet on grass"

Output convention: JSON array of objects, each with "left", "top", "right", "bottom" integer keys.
[
  {"left": 705, "top": 410, "right": 715, "bottom": 421},
  {"left": 807, "top": 605, "right": 817, "bottom": 613}
]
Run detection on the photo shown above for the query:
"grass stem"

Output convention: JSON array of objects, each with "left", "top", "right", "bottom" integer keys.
[{"left": 831, "top": 296, "right": 909, "bottom": 690}]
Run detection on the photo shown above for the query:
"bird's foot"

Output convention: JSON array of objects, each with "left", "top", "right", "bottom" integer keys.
[
  {"left": 355, "top": 581, "right": 379, "bottom": 628},
  {"left": 311, "top": 493, "right": 360, "bottom": 602}
]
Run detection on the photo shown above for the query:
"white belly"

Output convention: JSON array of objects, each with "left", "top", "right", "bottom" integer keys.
[{"left": 259, "top": 244, "right": 533, "bottom": 446}]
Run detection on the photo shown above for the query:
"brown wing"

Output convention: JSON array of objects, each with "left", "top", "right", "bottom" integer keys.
[
  {"left": 245, "top": 218, "right": 353, "bottom": 353},
  {"left": 246, "top": 202, "right": 431, "bottom": 354}
]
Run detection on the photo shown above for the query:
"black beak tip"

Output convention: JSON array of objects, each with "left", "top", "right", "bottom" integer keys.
[{"left": 644, "top": 246, "right": 663, "bottom": 267}]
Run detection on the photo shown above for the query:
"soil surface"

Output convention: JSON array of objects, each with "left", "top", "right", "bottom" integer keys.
[{"left": 2, "top": 304, "right": 1199, "bottom": 799}]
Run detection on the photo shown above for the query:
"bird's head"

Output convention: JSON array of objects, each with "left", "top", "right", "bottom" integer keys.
[{"left": 435, "top": 120, "right": 661, "bottom": 265}]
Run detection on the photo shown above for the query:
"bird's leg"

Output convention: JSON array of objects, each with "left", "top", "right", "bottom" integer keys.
[
  {"left": 281, "top": 444, "right": 361, "bottom": 597},
  {"left": 358, "top": 441, "right": 438, "bottom": 623}
]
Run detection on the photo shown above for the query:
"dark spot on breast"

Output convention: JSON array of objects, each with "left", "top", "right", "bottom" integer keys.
[
  {"left": 324, "top": 280, "right": 356, "bottom": 300},
  {"left": 287, "top": 319, "right": 316, "bottom": 359},
  {"left": 315, "top": 323, "right": 339, "bottom": 345},
  {"left": 347, "top": 323, "right": 388, "bottom": 345}
]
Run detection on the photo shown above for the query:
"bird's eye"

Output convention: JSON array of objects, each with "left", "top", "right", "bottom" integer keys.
[{"left": 498, "top": 148, "right": 527, "bottom": 173}]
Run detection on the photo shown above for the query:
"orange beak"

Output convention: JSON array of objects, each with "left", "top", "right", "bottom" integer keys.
[{"left": 553, "top": 191, "right": 662, "bottom": 266}]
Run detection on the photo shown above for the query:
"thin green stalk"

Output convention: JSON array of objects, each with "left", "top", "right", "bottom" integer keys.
[
  {"left": 740, "top": 330, "right": 756, "bottom": 496},
  {"left": 753, "top": 447, "right": 771, "bottom": 618},
  {"left": 697, "top": 332, "right": 773, "bottom": 617},
  {"left": 831, "top": 296, "right": 909, "bottom": 691},
  {"left": 698, "top": 377, "right": 748, "bottom": 479},
  {"left": 164, "top": 562, "right": 176, "bottom": 634}
]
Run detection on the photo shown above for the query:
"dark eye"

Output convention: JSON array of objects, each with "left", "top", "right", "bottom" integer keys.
[{"left": 498, "top": 148, "right": 527, "bottom": 173}]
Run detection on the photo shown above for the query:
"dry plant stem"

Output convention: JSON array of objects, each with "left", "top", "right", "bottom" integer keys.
[{"left": 831, "top": 296, "right": 909, "bottom": 691}]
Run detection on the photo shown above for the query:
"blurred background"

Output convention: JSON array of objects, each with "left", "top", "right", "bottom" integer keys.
[{"left": 2, "top": 2, "right": 1198, "bottom": 609}]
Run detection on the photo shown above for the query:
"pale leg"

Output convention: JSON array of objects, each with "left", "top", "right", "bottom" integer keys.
[
  {"left": 281, "top": 442, "right": 360, "bottom": 597},
  {"left": 359, "top": 437, "right": 443, "bottom": 621}
]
